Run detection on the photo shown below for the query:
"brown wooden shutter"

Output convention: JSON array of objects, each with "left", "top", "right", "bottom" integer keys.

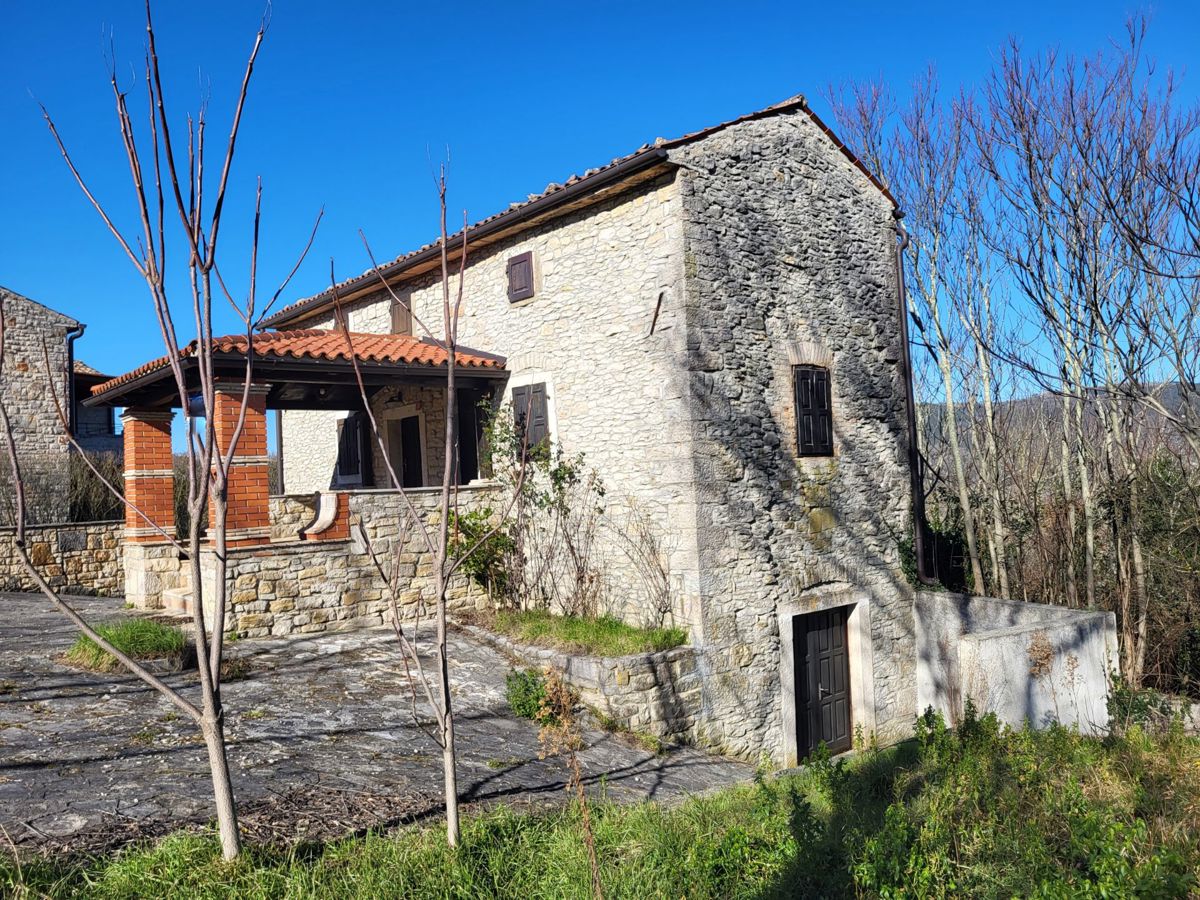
[
  {"left": 794, "top": 366, "right": 833, "bottom": 456},
  {"left": 506, "top": 251, "right": 534, "bottom": 302},
  {"left": 527, "top": 383, "right": 548, "bottom": 447},
  {"left": 391, "top": 297, "right": 412, "bottom": 334},
  {"left": 511, "top": 382, "right": 549, "bottom": 450}
]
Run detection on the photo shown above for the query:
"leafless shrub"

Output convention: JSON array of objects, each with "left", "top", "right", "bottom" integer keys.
[
  {"left": 538, "top": 668, "right": 603, "bottom": 900},
  {"left": 611, "top": 498, "right": 674, "bottom": 628},
  {"left": 68, "top": 451, "right": 123, "bottom": 522}
]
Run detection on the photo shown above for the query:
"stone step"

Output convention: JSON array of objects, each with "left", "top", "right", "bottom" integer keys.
[{"left": 161, "top": 586, "right": 193, "bottom": 617}]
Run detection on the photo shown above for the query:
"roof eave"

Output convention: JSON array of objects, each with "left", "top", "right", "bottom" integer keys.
[
  {"left": 262, "top": 147, "right": 674, "bottom": 328},
  {"left": 85, "top": 351, "right": 508, "bottom": 407}
]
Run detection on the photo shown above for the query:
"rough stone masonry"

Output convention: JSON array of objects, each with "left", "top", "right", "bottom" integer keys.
[{"left": 0, "top": 286, "right": 78, "bottom": 524}]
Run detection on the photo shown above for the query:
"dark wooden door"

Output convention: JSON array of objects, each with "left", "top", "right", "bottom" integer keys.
[
  {"left": 794, "top": 607, "right": 852, "bottom": 756},
  {"left": 399, "top": 416, "right": 423, "bottom": 489}
]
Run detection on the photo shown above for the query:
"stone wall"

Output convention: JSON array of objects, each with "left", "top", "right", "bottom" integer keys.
[
  {"left": 666, "top": 110, "right": 915, "bottom": 759},
  {"left": 915, "top": 591, "right": 1118, "bottom": 734},
  {"left": 462, "top": 622, "right": 702, "bottom": 741},
  {"left": 0, "top": 287, "right": 77, "bottom": 524},
  {"left": 210, "top": 485, "right": 498, "bottom": 637},
  {"left": 0, "top": 520, "right": 123, "bottom": 595},
  {"left": 269, "top": 494, "right": 318, "bottom": 542}
]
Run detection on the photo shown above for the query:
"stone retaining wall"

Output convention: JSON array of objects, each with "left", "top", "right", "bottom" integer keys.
[
  {"left": 0, "top": 520, "right": 123, "bottom": 595},
  {"left": 462, "top": 623, "right": 702, "bottom": 741},
  {"left": 208, "top": 485, "right": 499, "bottom": 637}
]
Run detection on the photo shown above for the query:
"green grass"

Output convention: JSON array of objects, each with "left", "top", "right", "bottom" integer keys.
[
  {"left": 5, "top": 715, "right": 1199, "bottom": 898},
  {"left": 490, "top": 610, "right": 687, "bottom": 657},
  {"left": 62, "top": 619, "right": 187, "bottom": 672}
]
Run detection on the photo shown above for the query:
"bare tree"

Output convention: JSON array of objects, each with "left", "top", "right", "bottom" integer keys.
[
  {"left": 1, "top": 4, "right": 316, "bottom": 859},
  {"left": 330, "top": 169, "right": 536, "bottom": 847},
  {"left": 830, "top": 70, "right": 988, "bottom": 593}
]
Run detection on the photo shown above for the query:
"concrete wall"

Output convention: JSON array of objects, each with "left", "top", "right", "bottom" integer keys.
[
  {"left": 0, "top": 520, "right": 123, "bottom": 595},
  {"left": 667, "top": 110, "right": 915, "bottom": 760},
  {"left": 915, "top": 591, "right": 1118, "bottom": 734},
  {"left": 0, "top": 287, "right": 76, "bottom": 524}
]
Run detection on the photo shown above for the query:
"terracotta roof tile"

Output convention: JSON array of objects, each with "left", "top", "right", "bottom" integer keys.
[
  {"left": 73, "top": 360, "right": 108, "bottom": 377},
  {"left": 264, "top": 94, "right": 894, "bottom": 328},
  {"left": 91, "top": 329, "right": 504, "bottom": 398}
]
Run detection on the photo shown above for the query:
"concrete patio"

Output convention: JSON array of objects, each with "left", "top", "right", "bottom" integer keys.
[{"left": 0, "top": 594, "right": 751, "bottom": 854}]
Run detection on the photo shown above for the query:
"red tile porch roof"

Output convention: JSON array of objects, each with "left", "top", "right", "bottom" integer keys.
[{"left": 90, "top": 329, "right": 505, "bottom": 399}]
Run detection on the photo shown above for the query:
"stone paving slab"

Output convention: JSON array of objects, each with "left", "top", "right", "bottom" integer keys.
[{"left": 0, "top": 594, "right": 751, "bottom": 851}]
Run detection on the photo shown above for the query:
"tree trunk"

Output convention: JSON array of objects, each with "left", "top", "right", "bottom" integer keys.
[
  {"left": 202, "top": 717, "right": 241, "bottom": 859},
  {"left": 1059, "top": 404, "right": 1080, "bottom": 608},
  {"left": 976, "top": 341, "right": 1011, "bottom": 598},
  {"left": 940, "top": 357, "right": 985, "bottom": 593}
]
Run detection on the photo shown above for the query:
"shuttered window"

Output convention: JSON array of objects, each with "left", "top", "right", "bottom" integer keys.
[
  {"left": 511, "top": 382, "right": 549, "bottom": 452},
  {"left": 793, "top": 365, "right": 834, "bottom": 457},
  {"left": 506, "top": 251, "right": 535, "bottom": 302},
  {"left": 391, "top": 296, "right": 412, "bottom": 334}
]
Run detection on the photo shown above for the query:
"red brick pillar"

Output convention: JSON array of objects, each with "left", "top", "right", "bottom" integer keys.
[
  {"left": 210, "top": 384, "right": 272, "bottom": 547},
  {"left": 121, "top": 409, "right": 175, "bottom": 542}
]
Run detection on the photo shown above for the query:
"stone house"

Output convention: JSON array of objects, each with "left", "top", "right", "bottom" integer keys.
[
  {"left": 0, "top": 285, "right": 117, "bottom": 525},
  {"left": 88, "top": 95, "right": 1116, "bottom": 764},
  {"left": 268, "top": 94, "right": 918, "bottom": 760}
]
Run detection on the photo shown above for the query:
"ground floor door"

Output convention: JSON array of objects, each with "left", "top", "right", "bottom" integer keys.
[
  {"left": 794, "top": 606, "right": 852, "bottom": 756},
  {"left": 385, "top": 415, "right": 425, "bottom": 489}
]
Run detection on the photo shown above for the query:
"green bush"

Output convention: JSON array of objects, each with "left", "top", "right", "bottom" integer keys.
[
  {"left": 63, "top": 619, "right": 187, "bottom": 672},
  {"left": 505, "top": 668, "right": 549, "bottom": 723},
  {"left": 448, "top": 507, "right": 514, "bottom": 598}
]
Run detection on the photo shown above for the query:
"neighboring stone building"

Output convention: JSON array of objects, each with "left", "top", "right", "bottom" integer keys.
[
  {"left": 1, "top": 286, "right": 76, "bottom": 523},
  {"left": 88, "top": 95, "right": 1117, "bottom": 764},
  {"left": 0, "top": 286, "right": 119, "bottom": 525}
]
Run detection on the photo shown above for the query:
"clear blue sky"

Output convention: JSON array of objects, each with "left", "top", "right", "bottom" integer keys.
[{"left": 2, "top": 1, "right": 1198, "bottom": 382}]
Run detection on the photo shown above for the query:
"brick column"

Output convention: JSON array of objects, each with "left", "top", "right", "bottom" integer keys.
[
  {"left": 121, "top": 409, "right": 175, "bottom": 542},
  {"left": 210, "top": 384, "right": 272, "bottom": 547}
]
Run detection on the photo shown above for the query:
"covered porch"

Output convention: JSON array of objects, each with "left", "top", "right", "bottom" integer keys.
[{"left": 84, "top": 329, "right": 508, "bottom": 629}]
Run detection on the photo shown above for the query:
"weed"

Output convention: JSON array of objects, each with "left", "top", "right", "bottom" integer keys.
[
  {"left": 506, "top": 668, "right": 550, "bottom": 723},
  {"left": 491, "top": 609, "right": 686, "bottom": 657},
  {"left": 62, "top": 619, "right": 186, "bottom": 672},
  {"left": 130, "top": 727, "right": 159, "bottom": 746},
  {"left": 3, "top": 720, "right": 1198, "bottom": 899}
]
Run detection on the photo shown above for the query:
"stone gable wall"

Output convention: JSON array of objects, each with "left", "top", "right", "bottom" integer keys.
[
  {"left": 0, "top": 288, "right": 76, "bottom": 524},
  {"left": 666, "top": 110, "right": 916, "bottom": 759},
  {"left": 0, "top": 520, "right": 123, "bottom": 595}
]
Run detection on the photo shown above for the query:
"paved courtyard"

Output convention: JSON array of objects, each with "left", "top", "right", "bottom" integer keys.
[{"left": 0, "top": 594, "right": 751, "bottom": 854}]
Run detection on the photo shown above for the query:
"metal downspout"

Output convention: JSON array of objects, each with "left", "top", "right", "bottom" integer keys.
[
  {"left": 893, "top": 212, "right": 937, "bottom": 585},
  {"left": 64, "top": 323, "right": 85, "bottom": 437}
]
